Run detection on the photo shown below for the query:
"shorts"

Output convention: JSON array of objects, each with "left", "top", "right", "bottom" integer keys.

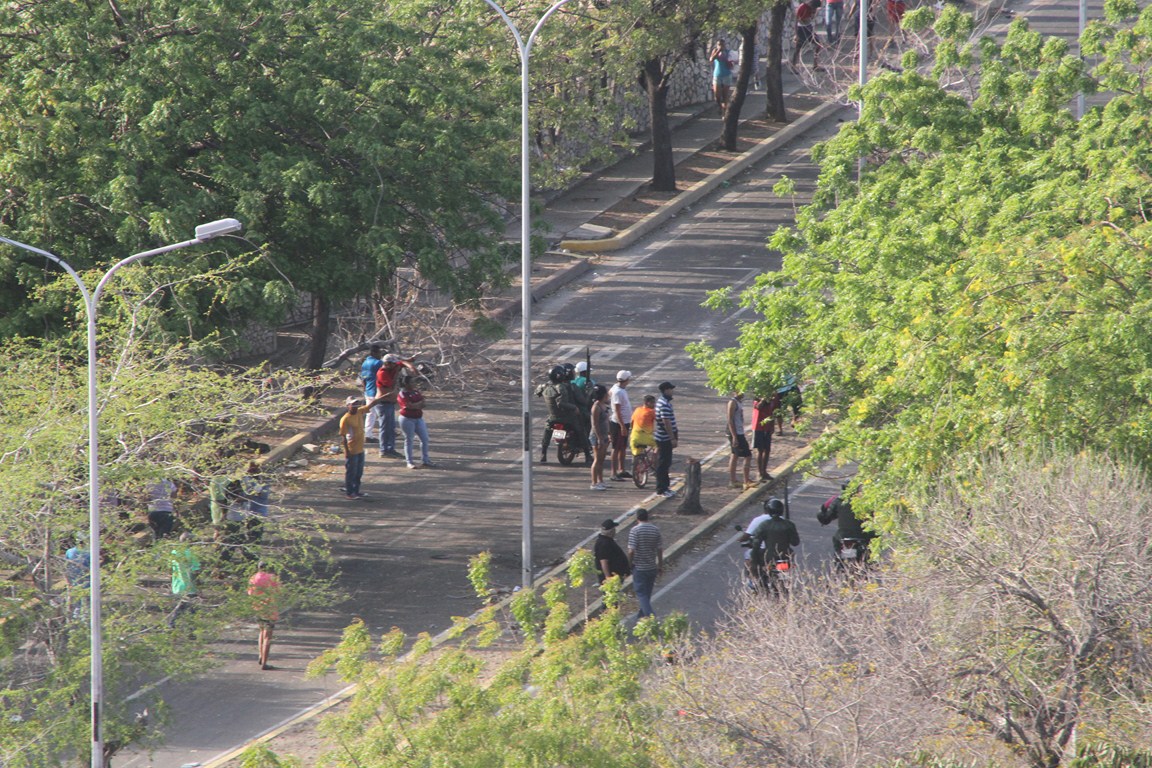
[
  {"left": 257, "top": 618, "right": 276, "bottom": 629},
  {"left": 731, "top": 434, "right": 752, "bottom": 458},
  {"left": 753, "top": 430, "right": 773, "bottom": 451},
  {"left": 713, "top": 74, "right": 735, "bottom": 87},
  {"left": 610, "top": 421, "right": 630, "bottom": 451},
  {"left": 795, "top": 24, "right": 815, "bottom": 46}
]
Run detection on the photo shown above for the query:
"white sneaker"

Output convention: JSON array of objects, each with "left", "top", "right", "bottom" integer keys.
[
  {"left": 661, "top": 490, "right": 678, "bottom": 498},
  {"left": 590, "top": 483, "right": 607, "bottom": 491}
]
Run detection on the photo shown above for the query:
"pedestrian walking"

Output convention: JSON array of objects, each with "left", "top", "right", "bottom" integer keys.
[
  {"left": 627, "top": 508, "right": 663, "bottom": 619},
  {"left": 710, "top": 38, "right": 735, "bottom": 115},
  {"left": 247, "top": 567, "right": 282, "bottom": 670},
  {"left": 240, "top": 461, "right": 272, "bottom": 544},
  {"left": 359, "top": 344, "right": 385, "bottom": 442},
  {"left": 397, "top": 375, "right": 434, "bottom": 469},
  {"left": 608, "top": 370, "right": 634, "bottom": 481},
  {"left": 654, "top": 382, "right": 678, "bottom": 498},
  {"left": 374, "top": 354, "right": 419, "bottom": 458},
  {"left": 589, "top": 384, "right": 611, "bottom": 490},
  {"left": 752, "top": 393, "right": 776, "bottom": 482},
  {"left": 728, "top": 391, "right": 754, "bottom": 489},
  {"left": 791, "top": 0, "right": 823, "bottom": 69},
  {"left": 593, "top": 518, "right": 631, "bottom": 583},
  {"left": 826, "top": 0, "right": 845, "bottom": 43}
]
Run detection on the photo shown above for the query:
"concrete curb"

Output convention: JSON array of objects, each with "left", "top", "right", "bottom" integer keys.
[{"left": 558, "top": 100, "right": 845, "bottom": 253}]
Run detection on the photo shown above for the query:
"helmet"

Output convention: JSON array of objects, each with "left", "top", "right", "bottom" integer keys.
[
  {"left": 764, "top": 497, "right": 785, "bottom": 516},
  {"left": 575, "top": 361, "right": 588, "bottom": 373},
  {"left": 548, "top": 365, "right": 567, "bottom": 383},
  {"left": 562, "top": 363, "right": 576, "bottom": 381}
]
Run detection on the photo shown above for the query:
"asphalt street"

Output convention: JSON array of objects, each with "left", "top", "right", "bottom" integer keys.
[
  {"left": 119, "top": 0, "right": 1127, "bottom": 760},
  {"left": 119, "top": 106, "right": 849, "bottom": 768}
]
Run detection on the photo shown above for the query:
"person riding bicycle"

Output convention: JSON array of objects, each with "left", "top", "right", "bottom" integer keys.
[
  {"left": 629, "top": 394, "right": 657, "bottom": 457},
  {"left": 536, "top": 364, "right": 585, "bottom": 462},
  {"left": 817, "top": 483, "right": 874, "bottom": 561},
  {"left": 749, "top": 498, "right": 800, "bottom": 570}
]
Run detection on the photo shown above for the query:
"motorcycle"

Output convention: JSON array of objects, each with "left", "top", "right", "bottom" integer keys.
[
  {"left": 735, "top": 524, "right": 793, "bottom": 596},
  {"left": 549, "top": 421, "right": 581, "bottom": 466},
  {"left": 834, "top": 537, "right": 869, "bottom": 568}
]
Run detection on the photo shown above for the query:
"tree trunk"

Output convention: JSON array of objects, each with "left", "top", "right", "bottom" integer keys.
[
  {"left": 765, "top": 2, "right": 789, "bottom": 122},
  {"left": 677, "top": 458, "right": 705, "bottom": 515},
  {"left": 642, "top": 58, "right": 676, "bottom": 193},
  {"left": 306, "top": 292, "right": 331, "bottom": 370},
  {"left": 722, "top": 25, "right": 759, "bottom": 152}
]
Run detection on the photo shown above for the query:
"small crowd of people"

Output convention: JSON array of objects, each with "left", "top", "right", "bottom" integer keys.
[
  {"left": 343, "top": 346, "right": 434, "bottom": 500},
  {"left": 790, "top": 0, "right": 908, "bottom": 69}
]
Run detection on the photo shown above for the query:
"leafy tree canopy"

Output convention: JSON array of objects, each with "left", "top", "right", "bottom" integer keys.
[{"left": 690, "top": 4, "right": 1152, "bottom": 524}]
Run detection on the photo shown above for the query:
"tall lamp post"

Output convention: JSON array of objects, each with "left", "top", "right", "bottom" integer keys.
[
  {"left": 0, "top": 217, "right": 243, "bottom": 768},
  {"left": 480, "top": 0, "right": 579, "bottom": 590}
]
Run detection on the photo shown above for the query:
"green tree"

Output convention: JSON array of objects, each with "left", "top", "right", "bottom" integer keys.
[
  {"left": 690, "top": 6, "right": 1152, "bottom": 522},
  {"left": 0, "top": 321, "right": 334, "bottom": 765},
  {"left": 298, "top": 560, "right": 673, "bottom": 768},
  {"left": 0, "top": 0, "right": 520, "bottom": 368}
]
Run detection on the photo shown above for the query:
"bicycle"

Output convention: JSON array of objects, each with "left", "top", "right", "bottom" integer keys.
[{"left": 631, "top": 445, "right": 655, "bottom": 488}]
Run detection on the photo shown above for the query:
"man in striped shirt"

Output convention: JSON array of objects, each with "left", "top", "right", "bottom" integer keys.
[
  {"left": 627, "top": 508, "right": 663, "bottom": 618},
  {"left": 654, "top": 381, "right": 678, "bottom": 498}
]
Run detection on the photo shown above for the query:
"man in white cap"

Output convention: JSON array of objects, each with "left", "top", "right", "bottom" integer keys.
[
  {"left": 608, "top": 370, "right": 634, "bottom": 481},
  {"left": 340, "top": 394, "right": 387, "bottom": 499}
]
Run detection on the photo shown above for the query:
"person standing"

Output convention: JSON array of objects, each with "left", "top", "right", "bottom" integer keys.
[
  {"left": 608, "top": 370, "right": 634, "bottom": 481},
  {"left": 709, "top": 38, "right": 734, "bottom": 115},
  {"left": 359, "top": 345, "right": 385, "bottom": 442},
  {"left": 374, "top": 354, "right": 419, "bottom": 459},
  {"left": 340, "top": 395, "right": 383, "bottom": 499},
  {"left": 728, "top": 391, "right": 754, "bottom": 489},
  {"left": 653, "top": 382, "right": 678, "bottom": 498},
  {"left": 247, "top": 567, "right": 282, "bottom": 670},
  {"left": 826, "top": 0, "right": 845, "bottom": 43},
  {"left": 593, "top": 518, "right": 631, "bottom": 583},
  {"left": 589, "top": 384, "right": 611, "bottom": 491},
  {"left": 168, "top": 534, "right": 200, "bottom": 628},
  {"left": 627, "top": 508, "right": 663, "bottom": 619},
  {"left": 397, "top": 375, "right": 434, "bottom": 469},
  {"left": 752, "top": 393, "right": 776, "bottom": 483},
  {"left": 240, "top": 461, "right": 272, "bottom": 544}
]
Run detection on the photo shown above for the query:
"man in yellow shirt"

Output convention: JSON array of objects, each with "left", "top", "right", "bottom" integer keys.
[
  {"left": 340, "top": 394, "right": 387, "bottom": 499},
  {"left": 630, "top": 394, "right": 657, "bottom": 457}
]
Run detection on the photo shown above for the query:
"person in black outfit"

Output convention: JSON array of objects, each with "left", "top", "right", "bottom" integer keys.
[
  {"left": 818, "top": 483, "right": 874, "bottom": 560},
  {"left": 751, "top": 498, "right": 800, "bottom": 564},
  {"left": 592, "top": 518, "right": 631, "bottom": 583}
]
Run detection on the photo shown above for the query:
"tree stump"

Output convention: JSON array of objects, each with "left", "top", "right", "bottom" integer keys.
[{"left": 677, "top": 458, "right": 705, "bottom": 515}]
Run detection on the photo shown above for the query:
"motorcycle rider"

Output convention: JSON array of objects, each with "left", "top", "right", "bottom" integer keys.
[
  {"left": 749, "top": 497, "right": 800, "bottom": 572},
  {"left": 817, "top": 483, "right": 874, "bottom": 562},
  {"left": 535, "top": 364, "right": 584, "bottom": 463}
]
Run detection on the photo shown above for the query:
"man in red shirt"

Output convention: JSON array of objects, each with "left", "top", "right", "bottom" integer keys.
[
  {"left": 374, "top": 354, "right": 419, "bottom": 458},
  {"left": 791, "top": 0, "right": 823, "bottom": 69}
]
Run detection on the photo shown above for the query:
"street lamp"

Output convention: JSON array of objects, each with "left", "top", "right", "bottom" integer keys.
[
  {"left": 480, "top": 0, "right": 580, "bottom": 589},
  {"left": 0, "top": 217, "right": 243, "bottom": 768}
]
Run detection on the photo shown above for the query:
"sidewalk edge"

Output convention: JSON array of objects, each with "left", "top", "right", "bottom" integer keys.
[{"left": 559, "top": 100, "right": 844, "bottom": 253}]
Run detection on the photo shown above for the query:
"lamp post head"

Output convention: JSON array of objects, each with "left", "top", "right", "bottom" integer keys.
[{"left": 194, "top": 218, "right": 243, "bottom": 241}]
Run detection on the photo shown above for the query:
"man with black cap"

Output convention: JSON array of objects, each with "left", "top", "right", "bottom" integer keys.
[
  {"left": 654, "top": 381, "right": 678, "bottom": 498},
  {"left": 593, "top": 518, "right": 631, "bottom": 583}
]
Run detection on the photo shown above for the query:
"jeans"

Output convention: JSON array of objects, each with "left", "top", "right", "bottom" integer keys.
[
  {"left": 399, "top": 415, "right": 431, "bottom": 465},
  {"left": 632, "top": 568, "right": 658, "bottom": 618},
  {"left": 345, "top": 451, "right": 365, "bottom": 495},
  {"left": 826, "top": 2, "right": 844, "bottom": 42},
  {"left": 375, "top": 402, "right": 397, "bottom": 453},
  {"left": 655, "top": 440, "right": 674, "bottom": 493}
]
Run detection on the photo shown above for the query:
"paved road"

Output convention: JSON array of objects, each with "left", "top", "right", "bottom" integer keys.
[
  {"left": 121, "top": 0, "right": 1132, "bottom": 759},
  {"left": 652, "top": 467, "right": 851, "bottom": 632},
  {"left": 120, "top": 104, "right": 851, "bottom": 768}
]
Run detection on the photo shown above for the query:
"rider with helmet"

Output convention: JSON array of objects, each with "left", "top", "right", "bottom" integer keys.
[
  {"left": 749, "top": 497, "right": 800, "bottom": 570},
  {"left": 535, "top": 364, "right": 584, "bottom": 463},
  {"left": 817, "top": 482, "right": 873, "bottom": 561}
]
